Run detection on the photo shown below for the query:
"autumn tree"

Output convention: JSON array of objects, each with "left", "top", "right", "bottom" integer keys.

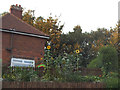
[
  {"left": 34, "top": 16, "right": 64, "bottom": 57},
  {"left": 22, "top": 10, "right": 35, "bottom": 26},
  {"left": 109, "top": 25, "right": 118, "bottom": 48},
  {"left": 22, "top": 10, "right": 64, "bottom": 57}
]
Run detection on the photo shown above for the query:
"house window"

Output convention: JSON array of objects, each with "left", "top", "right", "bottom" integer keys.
[{"left": 11, "top": 58, "right": 35, "bottom": 67}]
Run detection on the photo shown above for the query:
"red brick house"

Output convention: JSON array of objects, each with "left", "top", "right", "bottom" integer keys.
[{"left": 0, "top": 4, "right": 49, "bottom": 67}]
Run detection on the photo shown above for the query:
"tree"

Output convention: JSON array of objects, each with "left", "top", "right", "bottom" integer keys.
[
  {"left": 22, "top": 10, "right": 35, "bottom": 26},
  {"left": 98, "top": 46, "right": 118, "bottom": 74},
  {"left": 34, "top": 16, "right": 64, "bottom": 57},
  {"left": 73, "top": 25, "right": 82, "bottom": 33},
  {"left": 59, "top": 26, "right": 95, "bottom": 67},
  {"left": 22, "top": 10, "right": 64, "bottom": 57}
]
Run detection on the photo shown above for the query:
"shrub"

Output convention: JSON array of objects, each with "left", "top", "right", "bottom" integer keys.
[
  {"left": 2, "top": 67, "right": 40, "bottom": 82},
  {"left": 61, "top": 71, "right": 102, "bottom": 82},
  {"left": 98, "top": 46, "right": 118, "bottom": 74},
  {"left": 102, "top": 77, "right": 119, "bottom": 88},
  {"left": 62, "top": 72, "right": 82, "bottom": 82},
  {"left": 82, "top": 75, "right": 102, "bottom": 82},
  {"left": 87, "top": 58, "right": 102, "bottom": 68}
]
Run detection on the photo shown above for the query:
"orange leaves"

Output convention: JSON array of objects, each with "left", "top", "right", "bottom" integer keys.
[
  {"left": 110, "top": 29, "right": 118, "bottom": 45},
  {"left": 79, "top": 48, "right": 83, "bottom": 52},
  {"left": 62, "top": 44, "right": 66, "bottom": 47},
  {"left": 91, "top": 26, "right": 118, "bottom": 52},
  {"left": 55, "top": 44, "right": 60, "bottom": 49},
  {"left": 74, "top": 43, "right": 80, "bottom": 50},
  {"left": 92, "top": 44, "right": 95, "bottom": 48},
  {"left": 23, "top": 10, "right": 35, "bottom": 26},
  {"left": 34, "top": 15, "right": 62, "bottom": 50}
]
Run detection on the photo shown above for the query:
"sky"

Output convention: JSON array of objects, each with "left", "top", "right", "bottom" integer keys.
[{"left": 0, "top": 0, "right": 119, "bottom": 33}]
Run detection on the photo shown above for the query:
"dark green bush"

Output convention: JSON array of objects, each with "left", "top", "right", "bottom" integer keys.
[
  {"left": 98, "top": 46, "right": 118, "bottom": 74},
  {"left": 87, "top": 58, "right": 102, "bottom": 68}
]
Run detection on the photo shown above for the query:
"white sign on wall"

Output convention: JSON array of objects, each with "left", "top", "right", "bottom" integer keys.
[{"left": 11, "top": 58, "right": 35, "bottom": 67}]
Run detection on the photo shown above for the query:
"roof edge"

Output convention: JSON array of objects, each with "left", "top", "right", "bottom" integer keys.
[{"left": 0, "top": 29, "right": 49, "bottom": 39}]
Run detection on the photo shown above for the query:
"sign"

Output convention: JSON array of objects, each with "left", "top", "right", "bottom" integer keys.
[{"left": 11, "top": 58, "right": 35, "bottom": 67}]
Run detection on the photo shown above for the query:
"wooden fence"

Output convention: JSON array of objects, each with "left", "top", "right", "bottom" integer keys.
[{"left": 2, "top": 81, "right": 106, "bottom": 88}]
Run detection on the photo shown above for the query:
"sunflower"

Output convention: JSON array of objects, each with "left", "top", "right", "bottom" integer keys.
[
  {"left": 51, "top": 57, "right": 54, "bottom": 60},
  {"left": 3, "top": 75, "right": 5, "bottom": 79},
  {"left": 47, "top": 46, "right": 51, "bottom": 49},
  {"left": 40, "top": 58, "right": 43, "bottom": 60},
  {"left": 76, "top": 50, "right": 80, "bottom": 54}
]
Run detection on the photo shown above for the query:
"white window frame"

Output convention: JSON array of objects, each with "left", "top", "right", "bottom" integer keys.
[{"left": 11, "top": 58, "right": 35, "bottom": 67}]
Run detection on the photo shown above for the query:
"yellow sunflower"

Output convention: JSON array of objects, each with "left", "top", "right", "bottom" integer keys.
[
  {"left": 76, "top": 50, "right": 80, "bottom": 54},
  {"left": 47, "top": 46, "right": 51, "bottom": 49},
  {"left": 3, "top": 75, "right": 5, "bottom": 79},
  {"left": 40, "top": 58, "right": 43, "bottom": 60},
  {"left": 51, "top": 57, "right": 54, "bottom": 60}
]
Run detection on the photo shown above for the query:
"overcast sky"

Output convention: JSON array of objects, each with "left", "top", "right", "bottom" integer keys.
[{"left": 0, "top": 0, "right": 119, "bottom": 33}]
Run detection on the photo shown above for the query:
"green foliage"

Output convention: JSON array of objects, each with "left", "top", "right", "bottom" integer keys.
[
  {"left": 41, "top": 46, "right": 63, "bottom": 81},
  {"left": 98, "top": 46, "right": 118, "bottom": 74},
  {"left": 62, "top": 72, "right": 82, "bottom": 82},
  {"left": 2, "top": 67, "right": 40, "bottom": 82},
  {"left": 59, "top": 30, "right": 99, "bottom": 67},
  {"left": 87, "top": 58, "right": 102, "bottom": 68},
  {"left": 22, "top": 8, "right": 119, "bottom": 68},
  {"left": 41, "top": 44, "right": 104, "bottom": 83},
  {"left": 102, "top": 77, "right": 119, "bottom": 88},
  {"left": 100, "top": 71, "right": 119, "bottom": 88},
  {"left": 82, "top": 75, "right": 102, "bottom": 82},
  {"left": 61, "top": 71, "right": 102, "bottom": 82},
  {"left": 41, "top": 44, "right": 84, "bottom": 82}
]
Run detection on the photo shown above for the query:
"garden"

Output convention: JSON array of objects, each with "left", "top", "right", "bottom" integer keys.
[
  {"left": 2, "top": 45, "right": 119, "bottom": 88},
  {"left": 2, "top": 10, "right": 120, "bottom": 88}
]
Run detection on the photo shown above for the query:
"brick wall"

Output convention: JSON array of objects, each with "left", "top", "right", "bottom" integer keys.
[
  {"left": 2, "top": 32, "right": 47, "bottom": 66},
  {"left": 2, "top": 81, "right": 106, "bottom": 88}
]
